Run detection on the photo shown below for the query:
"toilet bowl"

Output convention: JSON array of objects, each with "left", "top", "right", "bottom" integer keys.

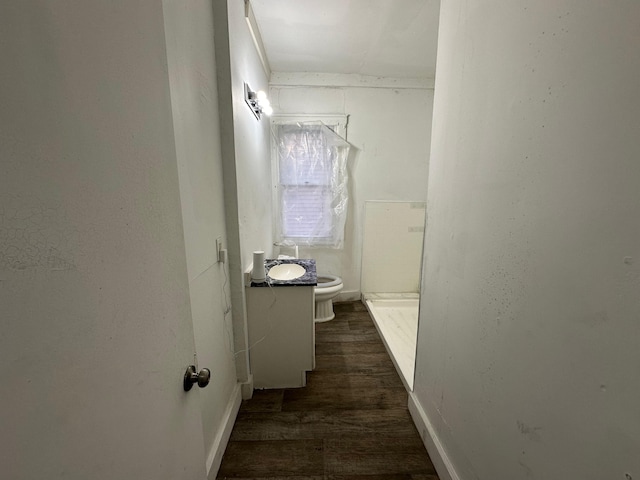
[{"left": 314, "top": 274, "right": 343, "bottom": 322}]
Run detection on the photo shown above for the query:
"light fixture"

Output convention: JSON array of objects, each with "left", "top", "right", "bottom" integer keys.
[{"left": 244, "top": 83, "right": 273, "bottom": 120}]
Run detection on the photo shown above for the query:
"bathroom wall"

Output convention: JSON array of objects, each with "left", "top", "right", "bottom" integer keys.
[
  {"left": 162, "top": 2, "right": 239, "bottom": 477},
  {"left": 412, "top": 1, "right": 640, "bottom": 479},
  {"left": 213, "top": 0, "right": 273, "bottom": 386},
  {"left": 270, "top": 76, "right": 433, "bottom": 299},
  {"left": 226, "top": 0, "right": 273, "bottom": 266}
]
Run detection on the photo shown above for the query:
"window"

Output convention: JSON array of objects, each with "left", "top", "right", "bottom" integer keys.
[{"left": 273, "top": 120, "right": 350, "bottom": 248}]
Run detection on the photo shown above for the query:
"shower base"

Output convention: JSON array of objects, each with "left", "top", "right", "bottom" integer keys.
[{"left": 363, "top": 293, "right": 419, "bottom": 390}]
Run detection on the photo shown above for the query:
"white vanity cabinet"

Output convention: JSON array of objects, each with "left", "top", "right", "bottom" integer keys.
[{"left": 245, "top": 284, "right": 315, "bottom": 389}]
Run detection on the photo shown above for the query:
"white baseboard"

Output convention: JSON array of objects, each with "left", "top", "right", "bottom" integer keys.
[
  {"left": 241, "top": 373, "right": 254, "bottom": 399},
  {"left": 206, "top": 383, "right": 242, "bottom": 480},
  {"left": 408, "top": 392, "right": 460, "bottom": 480}
]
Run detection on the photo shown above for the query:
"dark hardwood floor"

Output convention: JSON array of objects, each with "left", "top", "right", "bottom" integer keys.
[{"left": 216, "top": 301, "right": 439, "bottom": 480}]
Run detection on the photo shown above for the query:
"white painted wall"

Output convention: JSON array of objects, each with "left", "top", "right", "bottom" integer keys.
[
  {"left": 413, "top": 2, "right": 640, "bottom": 479},
  {"left": 212, "top": 0, "right": 273, "bottom": 388},
  {"left": 0, "top": 1, "right": 208, "bottom": 478},
  {"left": 162, "top": 2, "right": 240, "bottom": 477},
  {"left": 270, "top": 75, "right": 433, "bottom": 298},
  {"left": 361, "top": 201, "right": 426, "bottom": 294},
  {"left": 227, "top": 1, "right": 273, "bottom": 266}
]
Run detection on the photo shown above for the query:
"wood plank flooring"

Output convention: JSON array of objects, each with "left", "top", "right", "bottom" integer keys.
[{"left": 216, "top": 301, "right": 439, "bottom": 480}]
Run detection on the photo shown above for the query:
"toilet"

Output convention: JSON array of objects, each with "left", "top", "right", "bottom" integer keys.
[{"left": 314, "top": 274, "right": 343, "bottom": 322}]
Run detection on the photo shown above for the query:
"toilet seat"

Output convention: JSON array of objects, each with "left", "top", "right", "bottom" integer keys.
[{"left": 316, "top": 275, "right": 341, "bottom": 288}]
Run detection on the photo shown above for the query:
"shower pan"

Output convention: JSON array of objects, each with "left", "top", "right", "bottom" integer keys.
[{"left": 361, "top": 201, "right": 426, "bottom": 390}]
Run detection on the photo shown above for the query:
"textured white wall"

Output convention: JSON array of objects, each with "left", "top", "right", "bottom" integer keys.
[
  {"left": 270, "top": 80, "right": 433, "bottom": 297},
  {"left": 162, "top": 2, "right": 239, "bottom": 476},
  {"left": 414, "top": 1, "right": 640, "bottom": 479},
  {"left": 228, "top": 1, "right": 273, "bottom": 266},
  {"left": 211, "top": 0, "right": 274, "bottom": 389}
]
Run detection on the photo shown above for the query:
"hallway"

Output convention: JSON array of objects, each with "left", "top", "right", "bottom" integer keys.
[{"left": 217, "top": 301, "right": 438, "bottom": 479}]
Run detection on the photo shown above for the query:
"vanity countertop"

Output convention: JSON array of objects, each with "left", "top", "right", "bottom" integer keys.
[{"left": 251, "top": 258, "right": 317, "bottom": 287}]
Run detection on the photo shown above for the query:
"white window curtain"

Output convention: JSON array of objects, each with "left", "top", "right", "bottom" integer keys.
[{"left": 274, "top": 122, "right": 351, "bottom": 248}]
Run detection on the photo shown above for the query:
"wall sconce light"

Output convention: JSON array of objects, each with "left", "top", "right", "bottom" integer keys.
[{"left": 244, "top": 83, "right": 273, "bottom": 120}]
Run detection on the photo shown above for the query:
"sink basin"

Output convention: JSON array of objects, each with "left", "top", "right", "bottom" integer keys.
[{"left": 268, "top": 263, "right": 306, "bottom": 281}]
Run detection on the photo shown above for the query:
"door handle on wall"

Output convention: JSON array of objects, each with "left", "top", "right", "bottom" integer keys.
[{"left": 183, "top": 365, "right": 211, "bottom": 391}]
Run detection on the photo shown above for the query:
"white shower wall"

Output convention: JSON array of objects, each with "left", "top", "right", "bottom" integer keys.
[{"left": 361, "top": 201, "right": 426, "bottom": 294}]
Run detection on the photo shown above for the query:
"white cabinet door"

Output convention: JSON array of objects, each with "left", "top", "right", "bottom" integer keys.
[{"left": 246, "top": 286, "right": 314, "bottom": 388}]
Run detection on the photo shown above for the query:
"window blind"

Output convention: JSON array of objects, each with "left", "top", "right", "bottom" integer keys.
[{"left": 274, "top": 122, "right": 350, "bottom": 248}]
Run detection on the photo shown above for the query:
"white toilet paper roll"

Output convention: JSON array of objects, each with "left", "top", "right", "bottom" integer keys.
[{"left": 252, "top": 251, "right": 266, "bottom": 281}]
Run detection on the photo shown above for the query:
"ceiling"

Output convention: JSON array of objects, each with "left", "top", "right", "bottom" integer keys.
[{"left": 250, "top": 0, "right": 440, "bottom": 79}]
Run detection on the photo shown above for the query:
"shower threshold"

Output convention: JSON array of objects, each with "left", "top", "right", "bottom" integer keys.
[{"left": 363, "top": 293, "right": 419, "bottom": 391}]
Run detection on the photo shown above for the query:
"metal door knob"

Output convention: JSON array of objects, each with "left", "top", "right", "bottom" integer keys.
[{"left": 183, "top": 365, "right": 211, "bottom": 391}]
